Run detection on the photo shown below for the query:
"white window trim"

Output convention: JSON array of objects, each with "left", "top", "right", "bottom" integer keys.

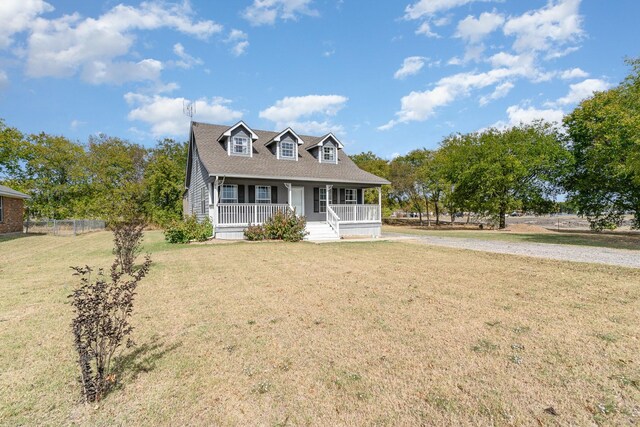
[
  {"left": 256, "top": 185, "right": 271, "bottom": 204},
  {"left": 231, "top": 136, "right": 250, "bottom": 156},
  {"left": 321, "top": 145, "right": 337, "bottom": 164},
  {"left": 279, "top": 140, "right": 296, "bottom": 160},
  {"left": 345, "top": 188, "right": 357, "bottom": 204},
  {"left": 221, "top": 184, "right": 238, "bottom": 203},
  {"left": 319, "top": 188, "right": 327, "bottom": 213}
]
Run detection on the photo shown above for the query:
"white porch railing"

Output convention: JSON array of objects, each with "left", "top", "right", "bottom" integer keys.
[
  {"left": 329, "top": 204, "right": 381, "bottom": 223},
  {"left": 327, "top": 206, "right": 340, "bottom": 235},
  {"left": 218, "top": 203, "right": 290, "bottom": 226}
]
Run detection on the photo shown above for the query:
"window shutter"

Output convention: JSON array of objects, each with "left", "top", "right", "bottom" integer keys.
[
  {"left": 332, "top": 188, "right": 338, "bottom": 205},
  {"left": 357, "top": 189, "right": 363, "bottom": 204},
  {"left": 313, "top": 187, "right": 319, "bottom": 213},
  {"left": 271, "top": 186, "right": 278, "bottom": 203},
  {"left": 248, "top": 185, "right": 255, "bottom": 203},
  {"left": 340, "top": 188, "right": 346, "bottom": 204},
  {"left": 238, "top": 185, "right": 245, "bottom": 203}
]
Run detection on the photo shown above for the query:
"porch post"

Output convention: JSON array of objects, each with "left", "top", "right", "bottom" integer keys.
[
  {"left": 284, "top": 183, "right": 292, "bottom": 211},
  {"left": 377, "top": 186, "right": 382, "bottom": 222},
  {"left": 326, "top": 184, "right": 332, "bottom": 222}
]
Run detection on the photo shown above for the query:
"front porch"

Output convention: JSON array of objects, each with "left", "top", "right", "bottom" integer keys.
[{"left": 209, "top": 179, "right": 382, "bottom": 240}]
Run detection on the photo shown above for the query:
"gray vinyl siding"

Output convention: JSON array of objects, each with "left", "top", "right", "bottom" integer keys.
[{"left": 188, "top": 147, "right": 210, "bottom": 222}]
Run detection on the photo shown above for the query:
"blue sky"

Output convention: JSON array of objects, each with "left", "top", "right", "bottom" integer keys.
[{"left": 0, "top": 0, "right": 638, "bottom": 158}]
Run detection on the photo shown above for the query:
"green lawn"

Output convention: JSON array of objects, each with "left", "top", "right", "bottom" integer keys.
[
  {"left": 383, "top": 225, "right": 640, "bottom": 251},
  {"left": 1, "top": 231, "right": 639, "bottom": 425}
]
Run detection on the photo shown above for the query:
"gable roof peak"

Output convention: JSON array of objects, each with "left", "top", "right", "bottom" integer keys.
[
  {"left": 217, "top": 120, "right": 259, "bottom": 141},
  {"left": 264, "top": 127, "right": 305, "bottom": 146},
  {"left": 306, "top": 132, "right": 344, "bottom": 150}
]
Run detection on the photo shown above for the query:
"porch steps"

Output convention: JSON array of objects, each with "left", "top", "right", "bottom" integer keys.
[{"left": 304, "top": 221, "right": 340, "bottom": 242}]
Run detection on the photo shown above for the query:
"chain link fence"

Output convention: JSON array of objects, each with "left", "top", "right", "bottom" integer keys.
[{"left": 24, "top": 219, "right": 106, "bottom": 236}]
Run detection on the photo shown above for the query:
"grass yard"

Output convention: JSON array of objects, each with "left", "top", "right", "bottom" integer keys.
[
  {"left": 383, "top": 225, "right": 640, "bottom": 251},
  {"left": 1, "top": 231, "right": 639, "bottom": 426}
]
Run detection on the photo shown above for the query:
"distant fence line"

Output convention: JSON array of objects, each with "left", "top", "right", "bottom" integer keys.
[{"left": 24, "top": 219, "right": 106, "bottom": 236}]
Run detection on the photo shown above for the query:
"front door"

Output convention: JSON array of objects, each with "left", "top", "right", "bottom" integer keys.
[{"left": 291, "top": 186, "right": 304, "bottom": 216}]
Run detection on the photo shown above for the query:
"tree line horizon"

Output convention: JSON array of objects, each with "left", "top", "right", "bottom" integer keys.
[{"left": 1, "top": 58, "right": 638, "bottom": 231}]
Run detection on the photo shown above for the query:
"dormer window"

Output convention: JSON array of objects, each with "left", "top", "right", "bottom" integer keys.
[
  {"left": 219, "top": 121, "right": 258, "bottom": 157},
  {"left": 266, "top": 127, "right": 304, "bottom": 161},
  {"left": 281, "top": 141, "right": 295, "bottom": 159},
  {"left": 323, "top": 146, "right": 336, "bottom": 163},
  {"left": 232, "top": 136, "right": 249, "bottom": 155}
]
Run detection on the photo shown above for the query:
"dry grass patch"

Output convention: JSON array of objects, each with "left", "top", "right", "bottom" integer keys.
[{"left": 1, "top": 231, "right": 639, "bottom": 425}]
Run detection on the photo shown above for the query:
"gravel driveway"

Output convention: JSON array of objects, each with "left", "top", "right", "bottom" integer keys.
[{"left": 383, "top": 232, "right": 640, "bottom": 269}]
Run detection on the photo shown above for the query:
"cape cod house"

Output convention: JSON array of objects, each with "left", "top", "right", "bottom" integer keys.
[{"left": 184, "top": 121, "right": 389, "bottom": 241}]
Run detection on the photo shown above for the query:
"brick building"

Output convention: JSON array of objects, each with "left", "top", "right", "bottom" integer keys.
[{"left": 0, "top": 185, "right": 30, "bottom": 234}]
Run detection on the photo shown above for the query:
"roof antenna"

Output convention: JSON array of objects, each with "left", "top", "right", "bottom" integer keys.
[{"left": 183, "top": 99, "right": 196, "bottom": 122}]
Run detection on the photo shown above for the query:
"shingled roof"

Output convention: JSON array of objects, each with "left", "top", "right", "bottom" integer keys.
[
  {"left": 190, "top": 122, "right": 389, "bottom": 185},
  {"left": 0, "top": 185, "right": 30, "bottom": 199}
]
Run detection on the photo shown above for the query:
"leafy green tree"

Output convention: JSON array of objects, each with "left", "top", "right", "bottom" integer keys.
[
  {"left": 564, "top": 58, "right": 640, "bottom": 229},
  {"left": 18, "top": 133, "right": 87, "bottom": 219},
  {"left": 439, "top": 123, "right": 569, "bottom": 228},
  {"left": 81, "top": 135, "right": 148, "bottom": 219},
  {"left": 143, "top": 139, "right": 188, "bottom": 226},
  {"left": 0, "top": 120, "right": 26, "bottom": 183},
  {"left": 389, "top": 155, "right": 427, "bottom": 223},
  {"left": 437, "top": 134, "right": 487, "bottom": 222}
]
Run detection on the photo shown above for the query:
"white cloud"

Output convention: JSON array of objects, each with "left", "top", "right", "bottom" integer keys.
[
  {"left": 0, "top": 70, "right": 8, "bottom": 88},
  {"left": 394, "top": 56, "right": 426, "bottom": 80},
  {"left": 260, "top": 94, "right": 347, "bottom": 122},
  {"left": 456, "top": 11, "right": 504, "bottom": 43},
  {"left": 70, "top": 119, "right": 85, "bottom": 129},
  {"left": 81, "top": 59, "right": 163, "bottom": 85},
  {"left": 226, "top": 29, "right": 249, "bottom": 56},
  {"left": 404, "top": 0, "right": 488, "bottom": 20},
  {"left": 243, "top": 0, "right": 318, "bottom": 26},
  {"left": 415, "top": 22, "right": 439, "bottom": 37},
  {"left": 285, "top": 120, "right": 344, "bottom": 136},
  {"left": 171, "top": 43, "right": 203, "bottom": 69},
  {"left": 555, "top": 78, "right": 610, "bottom": 105},
  {"left": 503, "top": 0, "right": 583, "bottom": 56},
  {"left": 25, "top": 1, "right": 221, "bottom": 84},
  {"left": 125, "top": 93, "right": 243, "bottom": 136},
  {"left": 479, "top": 81, "right": 514, "bottom": 105},
  {"left": 433, "top": 16, "right": 452, "bottom": 26},
  {"left": 498, "top": 105, "right": 565, "bottom": 127},
  {"left": 384, "top": 0, "right": 590, "bottom": 130},
  {"left": 380, "top": 64, "right": 537, "bottom": 129},
  {"left": 0, "top": 0, "right": 53, "bottom": 49},
  {"left": 259, "top": 94, "right": 347, "bottom": 135},
  {"left": 560, "top": 67, "right": 588, "bottom": 80}
]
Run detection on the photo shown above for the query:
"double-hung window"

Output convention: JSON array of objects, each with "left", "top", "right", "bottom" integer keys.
[
  {"left": 221, "top": 184, "right": 238, "bottom": 203},
  {"left": 256, "top": 186, "right": 271, "bottom": 203},
  {"left": 232, "top": 136, "right": 249, "bottom": 155},
  {"left": 323, "top": 146, "right": 336, "bottom": 163},
  {"left": 201, "top": 187, "right": 207, "bottom": 214},
  {"left": 345, "top": 189, "right": 357, "bottom": 204},
  {"left": 319, "top": 188, "right": 327, "bottom": 213},
  {"left": 280, "top": 141, "right": 295, "bottom": 159}
]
